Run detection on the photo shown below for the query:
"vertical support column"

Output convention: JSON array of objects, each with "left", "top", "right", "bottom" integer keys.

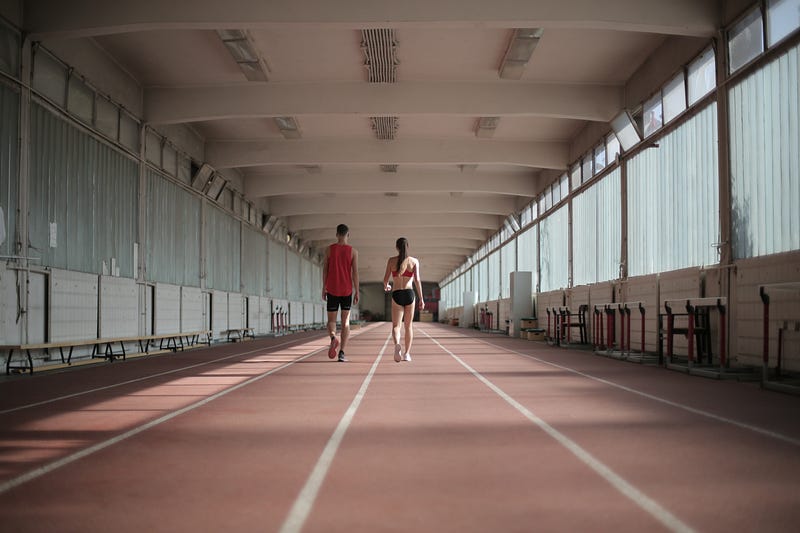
[
  {"left": 619, "top": 153, "right": 629, "bottom": 281},
  {"left": 686, "top": 302, "right": 695, "bottom": 367},
  {"left": 17, "top": 38, "right": 31, "bottom": 344},
  {"left": 760, "top": 287, "right": 769, "bottom": 382}
]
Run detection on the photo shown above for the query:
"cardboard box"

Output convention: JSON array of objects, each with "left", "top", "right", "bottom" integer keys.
[
  {"left": 526, "top": 328, "right": 545, "bottom": 341},
  {"left": 521, "top": 318, "right": 538, "bottom": 329}
]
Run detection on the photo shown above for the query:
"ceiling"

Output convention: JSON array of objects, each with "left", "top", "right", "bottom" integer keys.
[{"left": 25, "top": 0, "right": 719, "bottom": 284}]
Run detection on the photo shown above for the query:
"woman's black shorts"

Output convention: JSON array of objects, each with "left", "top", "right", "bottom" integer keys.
[{"left": 392, "top": 289, "right": 415, "bottom": 306}]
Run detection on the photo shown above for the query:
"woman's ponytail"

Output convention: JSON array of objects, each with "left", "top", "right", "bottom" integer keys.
[{"left": 396, "top": 237, "right": 409, "bottom": 273}]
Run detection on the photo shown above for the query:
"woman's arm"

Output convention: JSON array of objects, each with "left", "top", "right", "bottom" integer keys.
[
  {"left": 413, "top": 259, "right": 425, "bottom": 309},
  {"left": 383, "top": 257, "right": 393, "bottom": 292}
]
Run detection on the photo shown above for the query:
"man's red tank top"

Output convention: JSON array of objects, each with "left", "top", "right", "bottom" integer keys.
[{"left": 326, "top": 243, "right": 353, "bottom": 297}]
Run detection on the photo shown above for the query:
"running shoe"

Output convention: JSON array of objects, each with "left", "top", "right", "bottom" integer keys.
[
  {"left": 394, "top": 343, "right": 403, "bottom": 362},
  {"left": 403, "top": 353, "right": 412, "bottom": 362},
  {"left": 338, "top": 350, "right": 348, "bottom": 362},
  {"left": 328, "top": 336, "right": 340, "bottom": 359}
]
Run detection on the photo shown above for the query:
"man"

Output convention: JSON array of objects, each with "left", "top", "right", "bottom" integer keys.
[{"left": 322, "top": 224, "right": 359, "bottom": 362}]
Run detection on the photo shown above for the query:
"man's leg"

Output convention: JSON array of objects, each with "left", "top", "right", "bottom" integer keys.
[{"left": 326, "top": 296, "right": 340, "bottom": 358}]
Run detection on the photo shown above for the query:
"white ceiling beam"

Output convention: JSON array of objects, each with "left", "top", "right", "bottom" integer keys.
[
  {"left": 144, "top": 82, "right": 621, "bottom": 124},
  {"left": 269, "top": 195, "right": 518, "bottom": 216},
  {"left": 245, "top": 171, "right": 536, "bottom": 197},
  {"left": 301, "top": 230, "right": 486, "bottom": 246},
  {"left": 287, "top": 213, "right": 501, "bottom": 231},
  {"left": 208, "top": 139, "right": 568, "bottom": 170},
  {"left": 353, "top": 245, "right": 474, "bottom": 256},
  {"left": 26, "top": 0, "right": 719, "bottom": 39}
]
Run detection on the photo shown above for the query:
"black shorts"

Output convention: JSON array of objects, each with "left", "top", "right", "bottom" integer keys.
[
  {"left": 327, "top": 294, "right": 352, "bottom": 312},
  {"left": 392, "top": 289, "right": 415, "bottom": 306}
]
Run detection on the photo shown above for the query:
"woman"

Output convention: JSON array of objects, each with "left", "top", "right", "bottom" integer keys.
[{"left": 383, "top": 237, "right": 425, "bottom": 362}]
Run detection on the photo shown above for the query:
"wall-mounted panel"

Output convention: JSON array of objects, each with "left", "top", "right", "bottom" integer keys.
[
  {"left": 211, "top": 290, "right": 228, "bottom": 337},
  {"left": 258, "top": 296, "right": 271, "bottom": 334},
  {"left": 154, "top": 282, "right": 181, "bottom": 334},
  {"left": 228, "top": 292, "right": 243, "bottom": 329},
  {"left": 50, "top": 268, "right": 97, "bottom": 341},
  {"left": 99, "top": 275, "right": 137, "bottom": 338},
  {"left": 0, "top": 263, "right": 19, "bottom": 344},
  {"left": 181, "top": 286, "right": 204, "bottom": 332}
]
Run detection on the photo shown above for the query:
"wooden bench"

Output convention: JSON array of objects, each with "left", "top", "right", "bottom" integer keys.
[
  {"left": 222, "top": 327, "right": 255, "bottom": 342},
  {"left": 2, "top": 330, "right": 212, "bottom": 375}
]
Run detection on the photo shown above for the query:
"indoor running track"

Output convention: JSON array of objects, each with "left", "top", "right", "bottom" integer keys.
[{"left": 1, "top": 323, "right": 799, "bottom": 533}]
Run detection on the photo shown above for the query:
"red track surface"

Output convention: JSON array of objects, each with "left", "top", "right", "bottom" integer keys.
[{"left": 1, "top": 323, "right": 799, "bottom": 532}]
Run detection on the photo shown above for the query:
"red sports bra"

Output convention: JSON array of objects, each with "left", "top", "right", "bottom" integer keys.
[{"left": 392, "top": 268, "right": 414, "bottom": 278}]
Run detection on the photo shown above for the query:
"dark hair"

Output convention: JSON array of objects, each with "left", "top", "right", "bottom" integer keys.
[
  {"left": 395, "top": 237, "right": 408, "bottom": 272},
  {"left": 336, "top": 224, "right": 349, "bottom": 236}
]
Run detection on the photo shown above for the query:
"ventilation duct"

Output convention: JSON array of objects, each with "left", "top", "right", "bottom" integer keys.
[
  {"left": 361, "top": 29, "right": 398, "bottom": 83},
  {"left": 372, "top": 117, "right": 398, "bottom": 140}
]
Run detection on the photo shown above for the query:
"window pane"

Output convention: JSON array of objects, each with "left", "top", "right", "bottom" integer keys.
[
  {"left": 145, "top": 130, "right": 161, "bottom": 165},
  {"left": 729, "top": 8, "right": 764, "bottom": 73},
  {"left": 688, "top": 48, "right": 716, "bottom": 105},
  {"left": 551, "top": 183, "right": 559, "bottom": 205},
  {"left": 538, "top": 195, "right": 545, "bottom": 215},
  {"left": 559, "top": 173, "right": 568, "bottom": 199},
  {"left": 544, "top": 187, "right": 552, "bottom": 211},
  {"left": 119, "top": 112, "right": 140, "bottom": 152},
  {"left": 581, "top": 154, "right": 592, "bottom": 181},
  {"left": 0, "top": 24, "right": 19, "bottom": 76},
  {"left": 611, "top": 111, "right": 641, "bottom": 151},
  {"left": 606, "top": 133, "right": 620, "bottom": 163},
  {"left": 67, "top": 75, "right": 94, "bottom": 124},
  {"left": 95, "top": 97, "right": 119, "bottom": 140},
  {"left": 768, "top": 0, "right": 800, "bottom": 46},
  {"left": 162, "top": 143, "right": 177, "bottom": 176},
  {"left": 643, "top": 93, "right": 663, "bottom": 137},
  {"left": 663, "top": 72, "right": 687, "bottom": 123},
  {"left": 33, "top": 51, "right": 67, "bottom": 107},
  {"left": 570, "top": 163, "right": 581, "bottom": 190},
  {"left": 594, "top": 144, "right": 606, "bottom": 173}
]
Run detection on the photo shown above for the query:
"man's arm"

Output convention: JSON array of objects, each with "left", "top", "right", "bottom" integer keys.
[
  {"left": 321, "top": 246, "right": 329, "bottom": 300},
  {"left": 351, "top": 248, "right": 360, "bottom": 304}
]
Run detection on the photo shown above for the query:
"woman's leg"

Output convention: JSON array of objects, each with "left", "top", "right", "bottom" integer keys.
[
  {"left": 391, "top": 300, "right": 404, "bottom": 356},
  {"left": 403, "top": 303, "right": 414, "bottom": 356}
]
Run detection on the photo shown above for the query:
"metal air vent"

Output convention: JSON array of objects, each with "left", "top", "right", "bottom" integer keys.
[
  {"left": 371, "top": 117, "right": 398, "bottom": 140},
  {"left": 361, "top": 29, "right": 398, "bottom": 83}
]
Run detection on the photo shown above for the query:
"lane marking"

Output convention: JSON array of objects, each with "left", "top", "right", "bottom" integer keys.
[
  {"left": 0, "top": 346, "right": 327, "bottom": 495},
  {"left": 423, "top": 330, "right": 696, "bottom": 533},
  {"left": 466, "top": 334, "right": 800, "bottom": 448},
  {"left": 279, "top": 335, "right": 391, "bottom": 533},
  {"left": 0, "top": 328, "right": 375, "bottom": 416}
]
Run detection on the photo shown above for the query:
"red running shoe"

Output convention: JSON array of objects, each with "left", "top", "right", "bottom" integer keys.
[{"left": 328, "top": 336, "right": 340, "bottom": 359}]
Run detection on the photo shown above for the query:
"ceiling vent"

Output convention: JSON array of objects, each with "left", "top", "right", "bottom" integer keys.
[
  {"left": 372, "top": 117, "right": 398, "bottom": 141},
  {"left": 475, "top": 116, "right": 500, "bottom": 138},
  {"left": 274, "top": 116, "right": 302, "bottom": 139},
  {"left": 380, "top": 164, "right": 399, "bottom": 173},
  {"left": 361, "top": 29, "right": 399, "bottom": 83}
]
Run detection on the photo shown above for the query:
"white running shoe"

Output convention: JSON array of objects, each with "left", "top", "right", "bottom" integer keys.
[
  {"left": 403, "top": 353, "right": 411, "bottom": 362},
  {"left": 394, "top": 343, "right": 402, "bottom": 362}
]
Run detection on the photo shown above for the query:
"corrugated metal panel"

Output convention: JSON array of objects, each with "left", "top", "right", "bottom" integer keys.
[
  {"left": 573, "top": 168, "right": 622, "bottom": 285},
  {"left": 180, "top": 286, "right": 204, "bottom": 332},
  {"left": 730, "top": 43, "right": 800, "bottom": 258},
  {"left": 98, "top": 275, "right": 137, "bottom": 338},
  {"left": 29, "top": 102, "right": 137, "bottom": 275},
  {"left": 205, "top": 203, "right": 241, "bottom": 292},
  {"left": 517, "top": 225, "right": 538, "bottom": 290},
  {"left": 539, "top": 205, "right": 569, "bottom": 291},
  {"left": 146, "top": 169, "right": 201, "bottom": 286},
  {"left": 268, "top": 238, "right": 286, "bottom": 298},
  {"left": 241, "top": 226, "right": 268, "bottom": 296},
  {"left": 487, "top": 250, "right": 500, "bottom": 300},
  {"left": 627, "top": 103, "right": 719, "bottom": 276},
  {"left": 286, "top": 249, "right": 301, "bottom": 300},
  {"left": 0, "top": 82, "right": 18, "bottom": 257},
  {"left": 154, "top": 282, "right": 181, "bottom": 334}
]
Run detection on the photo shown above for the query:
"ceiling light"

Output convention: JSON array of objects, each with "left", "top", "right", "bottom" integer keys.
[
  {"left": 499, "top": 28, "right": 543, "bottom": 80},
  {"left": 274, "top": 116, "right": 302, "bottom": 139},
  {"left": 475, "top": 116, "right": 500, "bottom": 138},
  {"left": 216, "top": 30, "right": 269, "bottom": 82}
]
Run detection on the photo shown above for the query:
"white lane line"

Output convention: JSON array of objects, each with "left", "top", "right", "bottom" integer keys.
[
  {"left": 0, "top": 329, "right": 375, "bottom": 416},
  {"left": 424, "top": 330, "right": 696, "bottom": 533},
  {"left": 471, "top": 336, "right": 800, "bottom": 448},
  {"left": 0, "top": 346, "right": 326, "bottom": 495},
  {"left": 279, "top": 335, "right": 391, "bottom": 533}
]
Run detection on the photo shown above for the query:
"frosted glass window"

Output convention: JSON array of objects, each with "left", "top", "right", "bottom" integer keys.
[
  {"left": 729, "top": 8, "right": 765, "bottom": 73},
  {"left": 145, "top": 130, "right": 162, "bottom": 165},
  {"left": 768, "top": 0, "right": 800, "bottom": 45},
  {"left": 559, "top": 173, "right": 569, "bottom": 199},
  {"left": 178, "top": 156, "right": 192, "bottom": 184},
  {"left": 67, "top": 76, "right": 94, "bottom": 125},
  {"left": 544, "top": 189, "right": 552, "bottom": 211},
  {"left": 119, "top": 112, "right": 139, "bottom": 152},
  {"left": 33, "top": 50, "right": 67, "bottom": 107},
  {"left": 538, "top": 195, "right": 545, "bottom": 215},
  {"left": 162, "top": 144, "right": 177, "bottom": 176},
  {"left": 611, "top": 111, "right": 641, "bottom": 151},
  {"left": 643, "top": 93, "right": 663, "bottom": 137},
  {"left": 688, "top": 48, "right": 716, "bottom": 105},
  {"left": 594, "top": 144, "right": 606, "bottom": 174},
  {"left": 539, "top": 206, "right": 569, "bottom": 291},
  {"left": 501, "top": 240, "right": 516, "bottom": 298},
  {"left": 95, "top": 97, "right": 119, "bottom": 140},
  {"left": 581, "top": 155, "right": 592, "bottom": 182},
  {"left": 570, "top": 163, "right": 581, "bottom": 190},
  {"left": 551, "top": 183, "right": 560, "bottom": 205},
  {"left": 663, "top": 72, "right": 687, "bottom": 123},
  {"left": 606, "top": 134, "right": 620, "bottom": 163},
  {"left": 0, "top": 24, "right": 19, "bottom": 76},
  {"left": 517, "top": 226, "right": 537, "bottom": 279}
]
